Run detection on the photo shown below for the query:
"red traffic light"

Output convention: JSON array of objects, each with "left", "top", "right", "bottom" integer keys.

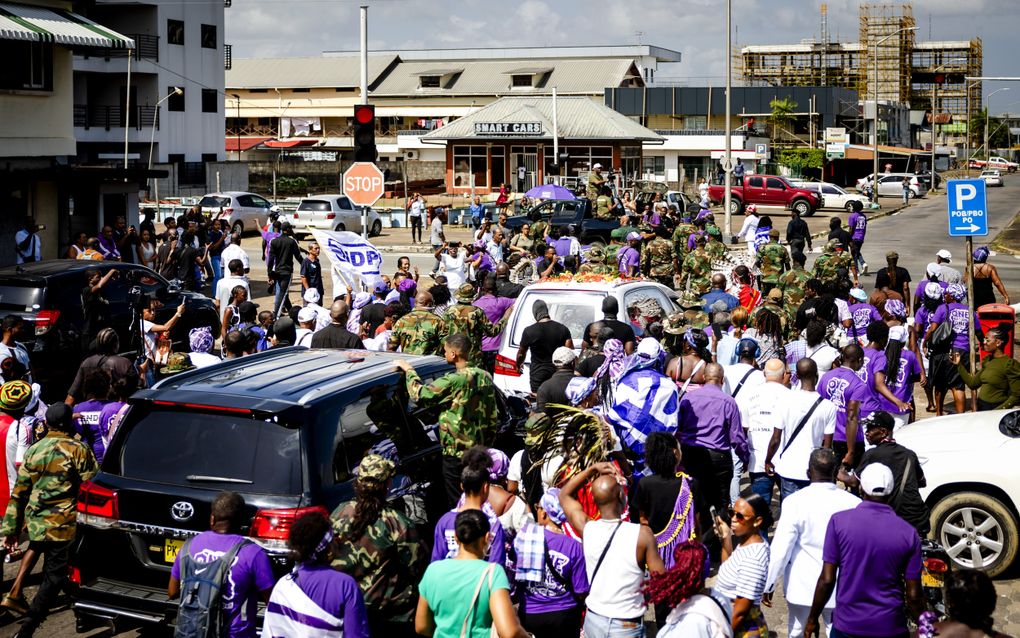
[
  {"left": 354, "top": 105, "right": 375, "bottom": 124},
  {"left": 934, "top": 74, "right": 946, "bottom": 85}
]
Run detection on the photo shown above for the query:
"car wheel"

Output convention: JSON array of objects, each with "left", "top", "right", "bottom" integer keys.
[
  {"left": 335, "top": 224, "right": 346, "bottom": 232},
  {"left": 231, "top": 221, "right": 243, "bottom": 236},
  {"left": 729, "top": 199, "right": 744, "bottom": 215},
  {"left": 844, "top": 201, "right": 857, "bottom": 212},
  {"left": 793, "top": 200, "right": 811, "bottom": 216},
  {"left": 931, "top": 492, "right": 1019, "bottom": 578},
  {"left": 371, "top": 220, "right": 383, "bottom": 237}
]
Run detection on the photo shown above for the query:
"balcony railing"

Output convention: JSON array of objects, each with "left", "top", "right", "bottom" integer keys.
[
  {"left": 224, "top": 44, "right": 232, "bottom": 70},
  {"left": 75, "top": 34, "right": 159, "bottom": 61},
  {"left": 653, "top": 129, "right": 746, "bottom": 136},
  {"left": 74, "top": 104, "right": 159, "bottom": 130}
]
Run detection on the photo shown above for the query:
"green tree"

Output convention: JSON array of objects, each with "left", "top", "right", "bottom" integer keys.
[
  {"left": 767, "top": 97, "right": 798, "bottom": 143},
  {"left": 777, "top": 148, "right": 825, "bottom": 177},
  {"left": 969, "top": 108, "right": 1010, "bottom": 155}
]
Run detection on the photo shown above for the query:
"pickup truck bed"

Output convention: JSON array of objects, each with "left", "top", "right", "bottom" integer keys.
[{"left": 707, "top": 175, "right": 823, "bottom": 216}]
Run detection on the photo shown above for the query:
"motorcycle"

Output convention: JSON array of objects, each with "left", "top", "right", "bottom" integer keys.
[{"left": 920, "top": 538, "right": 951, "bottom": 616}]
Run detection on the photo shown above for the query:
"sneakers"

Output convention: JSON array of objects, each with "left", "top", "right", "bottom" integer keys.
[{"left": 861, "top": 262, "right": 869, "bottom": 275}]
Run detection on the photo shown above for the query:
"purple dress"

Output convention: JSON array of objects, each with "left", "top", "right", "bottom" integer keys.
[{"left": 431, "top": 508, "right": 506, "bottom": 565}]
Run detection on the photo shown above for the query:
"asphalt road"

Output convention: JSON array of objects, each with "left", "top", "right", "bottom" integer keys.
[{"left": 3, "top": 177, "right": 1020, "bottom": 637}]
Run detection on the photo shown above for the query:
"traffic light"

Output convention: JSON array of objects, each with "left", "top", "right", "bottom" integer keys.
[{"left": 353, "top": 104, "right": 377, "bottom": 162}]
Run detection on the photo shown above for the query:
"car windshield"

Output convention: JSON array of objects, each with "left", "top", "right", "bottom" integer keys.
[
  {"left": 199, "top": 196, "right": 231, "bottom": 208},
  {"left": 298, "top": 200, "right": 332, "bottom": 212},
  {"left": 510, "top": 290, "right": 602, "bottom": 346},
  {"left": 0, "top": 285, "right": 43, "bottom": 311},
  {"left": 118, "top": 409, "right": 302, "bottom": 494}
]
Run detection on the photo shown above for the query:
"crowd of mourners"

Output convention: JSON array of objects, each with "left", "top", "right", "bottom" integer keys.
[{"left": 0, "top": 176, "right": 1017, "bottom": 638}]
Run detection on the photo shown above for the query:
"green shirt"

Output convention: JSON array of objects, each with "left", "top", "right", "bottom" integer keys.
[
  {"left": 959, "top": 355, "right": 1020, "bottom": 409},
  {"left": 419, "top": 559, "right": 510, "bottom": 638},
  {"left": 405, "top": 367, "right": 498, "bottom": 458}
]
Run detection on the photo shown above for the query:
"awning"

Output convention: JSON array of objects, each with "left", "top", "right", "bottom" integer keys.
[
  {"left": 845, "top": 144, "right": 929, "bottom": 160},
  {"left": 225, "top": 136, "right": 272, "bottom": 152},
  {"left": 263, "top": 138, "right": 321, "bottom": 148},
  {"left": 0, "top": 2, "right": 134, "bottom": 49}
]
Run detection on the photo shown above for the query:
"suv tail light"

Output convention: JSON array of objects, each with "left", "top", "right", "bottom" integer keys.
[
  {"left": 292, "top": 212, "right": 300, "bottom": 219},
  {"left": 34, "top": 309, "right": 60, "bottom": 336},
  {"left": 250, "top": 506, "right": 328, "bottom": 550},
  {"left": 924, "top": 557, "right": 949, "bottom": 574},
  {"left": 494, "top": 353, "right": 521, "bottom": 377},
  {"left": 77, "top": 481, "right": 119, "bottom": 528}
]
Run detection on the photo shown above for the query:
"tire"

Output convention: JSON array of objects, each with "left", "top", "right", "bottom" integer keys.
[
  {"left": 334, "top": 223, "right": 346, "bottom": 232},
  {"left": 792, "top": 199, "right": 811, "bottom": 216},
  {"left": 844, "top": 201, "right": 857, "bottom": 212},
  {"left": 931, "top": 491, "right": 1019, "bottom": 578},
  {"left": 729, "top": 199, "right": 744, "bottom": 215},
  {"left": 907, "top": 189, "right": 916, "bottom": 199},
  {"left": 370, "top": 220, "right": 383, "bottom": 237},
  {"left": 231, "top": 221, "right": 243, "bottom": 236}
]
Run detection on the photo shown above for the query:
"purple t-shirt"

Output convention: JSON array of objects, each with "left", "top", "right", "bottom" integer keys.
[
  {"left": 519, "top": 530, "right": 590, "bottom": 613},
  {"left": 818, "top": 367, "right": 877, "bottom": 442},
  {"left": 913, "top": 279, "right": 948, "bottom": 301},
  {"left": 431, "top": 509, "right": 506, "bottom": 565},
  {"left": 879, "top": 349, "right": 923, "bottom": 414},
  {"left": 283, "top": 563, "right": 369, "bottom": 638},
  {"left": 617, "top": 247, "right": 640, "bottom": 275},
  {"left": 73, "top": 399, "right": 108, "bottom": 463},
  {"left": 848, "top": 303, "right": 882, "bottom": 338},
  {"left": 553, "top": 237, "right": 574, "bottom": 258},
  {"left": 474, "top": 295, "right": 514, "bottom": 352},
  {"left": 823, "top": 501, "right": 922, "bottom": 636},
  {"left": 848, "top": 212, "right": 867, "bottom": 242},
  {"left": 932, "top": 302, "right": 979, "bottom": 352},
  {"left": 94, "top": 401, "right": 127, "bottom": 464},
  {"left": 855, "top": 346, "right": 888, "bottom": 389},
  {"left": 171, "top": 531, "right": 275, "bottom": 638}
]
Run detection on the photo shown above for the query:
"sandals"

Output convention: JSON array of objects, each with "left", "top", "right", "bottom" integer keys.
[{"left": 0, "top": 593, "right": 28, "bottom": 616}]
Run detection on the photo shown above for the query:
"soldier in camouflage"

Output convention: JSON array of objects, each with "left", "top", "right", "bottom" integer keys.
[
  {"left": 1, "top": 402, "right": 97, "bottom": 637},
  {"left": 780, "top": 250, "right": 813, "bottom": 309},
  {"left": 578, "top": 245, "right": 617, "bottom": 275},
  {"left": 813, "top": 238, "right": 855, "bottom": 285},
  {"left": 751, "top": 287, "right": 791, "bottom": 337},
  {"left": 672, "top": 216, "right": 697, "bottom": 263},
  {"left": 681, "top": 234, "right": 713, "bottom": 296},
  {"left": 397, "top": 333, "right": 498, "bottom": 506},
  {"left": 443, "top": 284, "right": 510, "bottom": 367},
  {"left": 331, "top": 454, "right": 427, "bottom": 635},
  {"left": 705, "top": 225, "right": 727, "bottom": 261},
  {"left": 642, "top": 225, "right": 677, "bottom": 288},
  {"left": 595, "top": 185, "right": 615, "bottom": 219},
  {"left": 586, "top": 163, "right": 607, "bottom": 200},
  {"left": 675, "top": 291, "right": 710, "bottom": 329},
  {"left": 388, "top": 290, "right": 447, "bottom": 355},
  {"left": 755, "top": 228, "right": 791, "bottom": 294}
]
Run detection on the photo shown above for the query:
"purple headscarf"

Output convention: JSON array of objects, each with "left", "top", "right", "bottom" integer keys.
[
  {"left": 884, "top": 299, "right": 907, "bottom": 319},
  {"left": 973, "top": 246, "right": 990, "bottom": 263},
  {"left": 596, "top": 338, "right": 627, "bottom": 382},
  {"left": 487, "top": 448, "right": 510, "bottom": 482}
]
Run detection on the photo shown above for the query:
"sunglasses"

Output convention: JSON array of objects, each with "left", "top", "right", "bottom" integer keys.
[{"left": 727, "top": 507, "right": 753, "bottom": 522}]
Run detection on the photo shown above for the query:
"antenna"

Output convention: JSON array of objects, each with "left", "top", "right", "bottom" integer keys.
[{"left": 635, "top": 31, "right": 644, "bottom": 44}]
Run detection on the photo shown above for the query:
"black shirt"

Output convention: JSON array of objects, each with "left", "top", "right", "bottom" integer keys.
[
  {"left": 269, "top": 235, "right": 303, "bottom": 277},
  {"left": 858, "top": 441, "right": 930, "bottom": 535},
  {"left": 786, "top": 217, "right": 811, "bottom": 245},
  {"left": 827, "top": 228, "right": 852, "bottom": 251},
  {"left": 875, "top": 266, "right": 912, "bottom": 293},
  {"left": 175, "top": 244, "right": 200, "bottom": 289},
  {"left": 495, "top": 279, "right": 524, "bottom": 299},
  {"left": 520, "top": 319, "right": 572, "bottom": 390},
  {"left": 301, "top": 258, "right": 324, "bottom": 295},
  {"left": 582, "top": 318, "right": 636, "bottom": 349},
  {"left": 68, "top": 354, "right": 135, "bottom": 402},
  {"left": 633, "top": 474, "right": 703, "bottom": 534},
  {"left": 310, "top": 324, "right": 365, "bottom": 349},
  {"left": 535, "top": 369, "right": 575, "bottom": 413},
  {"left": 360, "top": 302, "right": 387, "bottom": 335},
  {"left": 576, "top": 353, "right": 605, "bottom": 378}
]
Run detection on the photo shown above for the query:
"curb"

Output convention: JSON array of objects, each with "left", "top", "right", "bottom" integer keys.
[{"left": 806, "top": 202, "right": 910, "bottom": 243}]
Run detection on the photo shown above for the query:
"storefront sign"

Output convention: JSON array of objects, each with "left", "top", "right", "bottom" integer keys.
[{"left": 474, "top": 122, "right": 544, "bottom": 136}]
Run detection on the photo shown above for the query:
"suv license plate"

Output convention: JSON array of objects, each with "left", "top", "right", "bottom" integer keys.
[
  {"left": 164, "top": 538, "right": 184, "bottom": 564},
  {"left": 921, "top": 571, "right": 944, "bottom": 588}
]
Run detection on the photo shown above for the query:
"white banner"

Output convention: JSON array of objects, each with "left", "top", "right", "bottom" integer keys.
[{"left": 310, "top": 230, "right": 383, "bottom": 296}]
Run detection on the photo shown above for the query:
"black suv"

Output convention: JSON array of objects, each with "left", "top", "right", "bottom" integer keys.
[
  {"left": 70, "top": 347, "right": 527, "bottom": 630},
  {"left": 0, "top": 261, "right": 218, "bottom": 400}
]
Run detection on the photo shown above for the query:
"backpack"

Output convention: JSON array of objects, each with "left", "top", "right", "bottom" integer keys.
[{"left": 174, "top": 537, "right": 248, "bottom": 638}]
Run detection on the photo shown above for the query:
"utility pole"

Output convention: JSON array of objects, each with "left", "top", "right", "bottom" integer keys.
[
  {"left": 723, "top": 0, "right": 732, "bottom": 237},
  {"left": 360, "top": 6, "right": 368, "bottom": 106}
]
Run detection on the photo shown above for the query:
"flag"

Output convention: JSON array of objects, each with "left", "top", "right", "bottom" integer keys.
[{"left": 310, "top": 229, "right": 383, "bottom": 295}]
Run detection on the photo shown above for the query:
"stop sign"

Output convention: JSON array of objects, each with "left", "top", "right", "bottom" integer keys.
[{"left": 342, "top": 162, "right": 385, "bottom": 207}]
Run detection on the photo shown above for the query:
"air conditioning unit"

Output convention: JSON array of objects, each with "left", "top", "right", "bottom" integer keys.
[{"left": 404, "top": 150, "right": 419, "bottom": 160}]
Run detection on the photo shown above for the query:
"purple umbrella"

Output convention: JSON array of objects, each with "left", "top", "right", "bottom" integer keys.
[{"left": 524, "top": 184, "right": 576, "bottom": 200}]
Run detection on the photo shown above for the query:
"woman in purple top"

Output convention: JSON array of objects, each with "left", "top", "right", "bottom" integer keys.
[
  {"left": 432, "top": 447, "right": 507, "bottom": 566},
  {"left": 618, "top": 233, "right": 642, "bottom": 277},
  {"left": 818, "top": 344, "right": 880, "bottom": 470},
  {"left": 926, "top": 283, "right": 982, "bottom": 416},
  {"left": 859, "top": 321, "right": 912, "bottom": 421},
  {"left": 73, "top": 369, "right": 110, "bottom": 464},
  {"left": 912, "top": 263, "right": 948, "bottom": 310},
  {"left": 847, "top": 288, "right": 882, "bottom": 344},
  {"left": 473, "top": 276, "right": 514, "bottom": 372}
]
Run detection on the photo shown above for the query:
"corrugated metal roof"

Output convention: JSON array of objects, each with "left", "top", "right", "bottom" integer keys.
[
  {"left": 372, "top": 58, "right": 641, "bottom": 96},
  {"left": 226, "top": 54, "right": 399, "bottom": 89},
  {"left": 409, "top": 67, "right": 463, "bottom": 77},
  {"left": 422, "top": 96, "right": 663, "bottom": 142},
  {"left": 0, "top": 2, "right": 133, "bottom": 49}
]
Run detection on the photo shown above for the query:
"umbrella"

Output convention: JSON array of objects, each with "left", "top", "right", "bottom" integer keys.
[{"left": 524, "top": 183, "right": 576, "bottom": 200}]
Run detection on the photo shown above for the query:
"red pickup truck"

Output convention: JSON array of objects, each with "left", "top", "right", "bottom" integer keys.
[{"left": 707, "top": 175, "right": 823, "bottom": 217}]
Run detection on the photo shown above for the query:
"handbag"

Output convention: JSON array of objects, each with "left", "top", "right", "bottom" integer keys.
[
  {"left": 460, "top": 564, "right": 499, "bottom": 638},
  {"left": 928, "top": 303, "right": 954, "bottom": 352}
]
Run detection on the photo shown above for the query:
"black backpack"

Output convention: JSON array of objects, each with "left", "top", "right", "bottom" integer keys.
[{"left": 174, "top": 537, "right": 248, "bottom": 638}]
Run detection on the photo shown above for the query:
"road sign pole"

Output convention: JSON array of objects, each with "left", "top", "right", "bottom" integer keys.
[
  {"left": 966, "top": 235, "right": 977, "bottom": 408},
  {"left": 362, "top": 205, "right": 368, "bottom": 240}
]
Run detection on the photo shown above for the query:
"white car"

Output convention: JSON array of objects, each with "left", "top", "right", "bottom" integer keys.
[
  {"left": 981, "top": 170, "right": 1004, "bottom": 187},
  {"left": 198, "top": 191, "right": 279, "bottom": 237},
  {"left": 493, "top": 280, "right": 680, "bottom": 395},
  {"left": 970, "top": 156, "right": 1018, "bottom": 173},
  {"left": 856, "top": 173, "right": 923, "bottom": 199},
  {"left": 288, "top": 194, "right": 383, "bottom": 237},
  {"left": 896, "top": 410, "right": 1020, "bottom": 577},
  {"left": 791, "top": 181, "right": 871, "bottom": 211}
]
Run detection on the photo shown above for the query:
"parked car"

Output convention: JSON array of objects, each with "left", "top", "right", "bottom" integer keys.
[
  {"left": 504, "top": 199, "right": 619, "bottom": 246},
  {"left": 285, "top": 194, "right": 383, "bottom": 237},
  {"left": 0, "top": 261, "right": 218, "bottom": 402},
  {"left": 969, "top": 156, "right": 1018, "bottom": 173},
  {"left": 790, "top": 181, "right": 870, "bottom": 212},
  {"left": 634, "top": 190, "right": 700, "bottom": 216},
  {"left": 70, "top": 348, "right": 529, "bottom": 630},
  {"left": 981, "top": 169, "right": 1004, "bottom": 187},
  {"left": 915, "top": 170, "right": 943, "bottom": 191},
  {"left": 198, "top": 191, "right": 279, "bottom": 237},
  {"left": 896, "top": 409, "right": 1020, "bottom": 577},
  {"left": 856, "top": 173, "right": 923, "bottom": 199},
  {"left": 493, "top": 280, "right": 679, "bottom": 394},
  {"left": 706, "top": 174, "right": 824, "bottom": 216}
]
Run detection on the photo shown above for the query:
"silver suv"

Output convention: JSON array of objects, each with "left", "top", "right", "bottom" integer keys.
[{"left": 199, "top": 191, "right": 279, "bottom": 236}]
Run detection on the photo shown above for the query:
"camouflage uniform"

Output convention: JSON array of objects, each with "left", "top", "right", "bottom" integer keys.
[
  {"left": 751, "top": 300, "right": 790, "bottom": 337},
  {"left": 0, "top": 431, "right": 97, "bottom": 541},
  {"left": 443, "top": 303, "right": 506, "bottom": 367},
  {"left": 813, "top": 250, "right": 854, "bottom": 284},
  {"left": 681, "top": 247, "right": 713, "bottom": 296},
  {"left": 586, "top": 172, "right": 605, "bottom": 200},
  {"left": 704, "top": 236, "right": 727, "bottom": 262},
  {"left": 672, "top": 222, "right": 696, "bottom": 262},
  {"left": 404, "top": 367, "right": 498, "bottom": 458},
  {"left": 388, "top": 308, "right": 447, "bottom": 355},
  {"left": 779, "top": 266, "right": 812, "bottom": 309},
  {"left": 756, "top": 241, "right": 791, "bottom": 289},
  {"left": 578, "top": 246, "right": 616, "bottom": 275},
  {"left": 676, "top": 292, "right": 710, "bottom": 329},
  {"left": 642, "top": 237, "right": 676, "bottom": 287},
  {"left": 595, "top": 195, "right": 613, "bottom": 219},
  {"left": 530, "top": 220, "right": 549, "bottom": 243}
]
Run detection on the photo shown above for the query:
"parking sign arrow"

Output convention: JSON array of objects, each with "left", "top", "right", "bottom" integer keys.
[{"left": 953, "top": 223, "right": 981, "bottom": 233}]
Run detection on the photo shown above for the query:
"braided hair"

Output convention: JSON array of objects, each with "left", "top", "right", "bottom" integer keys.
[
  {"left": 644, "top": 541, "right": 709, "bottom": 608},
  {"left": 945, "top": 569, "right": 998, "bottom": 635},
  {"left": 337, "top": 475, "right": 389, "bottom": 545}
]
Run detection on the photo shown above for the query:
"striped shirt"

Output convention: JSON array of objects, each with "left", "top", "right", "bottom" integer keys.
[{"left": 712, "top": 542, "right": 770, "bottom": 605}]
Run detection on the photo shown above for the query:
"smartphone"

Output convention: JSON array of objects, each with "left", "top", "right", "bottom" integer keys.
[{"left": 709, "top": 505, "right": 719, "bottom": 523}]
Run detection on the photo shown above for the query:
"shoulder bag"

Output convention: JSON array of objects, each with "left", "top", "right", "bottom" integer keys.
[
  {"left": 460, "top": 564, "right": 498, "bottom": 638},
  {"left": 780, "top": 396, "right": 825, "bottom": 456}
]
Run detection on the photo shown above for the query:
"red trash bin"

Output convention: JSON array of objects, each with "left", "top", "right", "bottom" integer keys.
[{"left": 977, "top": 303, "right": 1015, "bottom": 358}]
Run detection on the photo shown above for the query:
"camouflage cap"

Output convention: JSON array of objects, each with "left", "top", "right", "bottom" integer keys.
[
  {"left": 455, "top": 283, "right": 476, "bottom": 303},
  {"left": 357, "top": 454, "right": 395, "bottom": 483},
  {"left": 825, "top": 238, "right": 843, "bottom": 253},
  {"left": 0, "top": 380, "right": 31, "bottom": 412},
  {"left": 706, "top": 225, "right": 721, "bottom": 237},
  {"left": 160, "top": 352, "right": 195, "bottom": 376},
  {"left": 676, "top": 290, "right": 703, "bottom": 309},
  {"left": 663, "top": 311, "right": 690, "bottom": 335},
  {"left": 586, "top": 245, "right": 606, "bottom": 263}
]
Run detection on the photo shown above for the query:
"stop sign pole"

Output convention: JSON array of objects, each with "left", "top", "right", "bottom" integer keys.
[{"left": 342, "top": 162, "right": 385, "bottom": 240}]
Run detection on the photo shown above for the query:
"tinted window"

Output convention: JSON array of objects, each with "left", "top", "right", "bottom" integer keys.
[
  {"left": 235, "top": 195, "right": 254, "bottom": 207},
  {"left": 822, "top": 185, "right": 840, "bottom": 195},
  {"left": 119, "top": 410, "right": 301, "bottom": 494},
  {"left": 510, "top": 291, "right": 600, "bottom": 346},
  {"left": 766, "top": 178, "right": 785, "bottom": 189},
  {"left": 298, "top": 200, "right": 332, "bottom": 212},
  {"left": 747, "top": 177, "right": 763, "bottom": 188},
  {"left": 0, "top": 285, "right": 43, "bottom": 311},
  {"left": 199, "top": 196, "right": 230, "bottom": 208},
  {"left": 250, "top": 195, "right": 271, "bottom": 209},
  {"left": 338, "top": 197, "right": 353, "bottom": 210}
]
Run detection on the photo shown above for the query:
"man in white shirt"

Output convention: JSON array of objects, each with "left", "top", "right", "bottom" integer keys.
[
  {"left": 935, "top": 249, "right": 962, "bottom": 284},
  {"left": 762, "top": 448, "right": 860, "bottom": 638},
  {"left": 764, "top": 358, "right": 837, "bottom": 499},
  {"left": 486, "top": 229, "right": 504, "bottom": 265},
  {"left": 220, "top": 232, "right": 249, "bottom": 275},
  {"left": 301, "top": 288, "right": 331, "bottom": 332},
  {"left": 740, "top": 358, "right": 790, "bottom": 507},
  {"left": 723, "top": 338, "right": 765, "bottom": 504},
  {"left": 214, "top": 259, "right": 250, "bottom": 322}
]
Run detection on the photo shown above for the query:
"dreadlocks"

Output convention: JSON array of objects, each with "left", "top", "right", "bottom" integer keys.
[{"left": 645, "top": 541, "right": 710, "bottom": 608}]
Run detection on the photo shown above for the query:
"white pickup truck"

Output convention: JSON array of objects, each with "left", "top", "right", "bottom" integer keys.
[{"left": 969, "top": 156, "right": 1018, "bottom": 172}]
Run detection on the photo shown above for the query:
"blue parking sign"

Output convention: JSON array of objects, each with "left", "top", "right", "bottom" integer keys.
[{"left": 946, "top": 179, "right": 988, "bottom": 237}]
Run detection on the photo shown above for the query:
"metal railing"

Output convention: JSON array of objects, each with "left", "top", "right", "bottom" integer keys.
[
  {"left": 74, "top": 104, "right": 158, "bottom": 130},
  {"left": 396, "top": 129, "right": 431, "bottom": 136},
  {"left": 653, "top": 129, "right": 746, "bottom": 136},
  {"left": 75, "top": 33, "right": 158, "bottom": 61},
  {"left": 224, "top": 44, "right": 232, "bottom": 70}
]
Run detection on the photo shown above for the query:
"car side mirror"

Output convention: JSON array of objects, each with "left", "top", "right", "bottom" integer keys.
[
  {"left": 999, "top": 410, "right": 1020, "bottom": 438},
  {"left": 166, "top": 283, "right": 181, "bottom": 296}
]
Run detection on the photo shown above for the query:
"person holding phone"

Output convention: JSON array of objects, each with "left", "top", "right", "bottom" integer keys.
[{"left": 711, "top": 495, "right": 772, "bottom": 638}]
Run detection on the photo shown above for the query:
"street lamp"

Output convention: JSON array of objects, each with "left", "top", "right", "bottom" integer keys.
[
  {"left": 929, "top": 57, "right": 966, "bottom": 193},
  {"left": 147, "top": 87, "right": 183, "bottom": 207},
  {"left": 871, "top": 25, "right": 918, "bottom": 203},
  {"left": 984, "top": 87, "right": 1010, "bottom": 162}
]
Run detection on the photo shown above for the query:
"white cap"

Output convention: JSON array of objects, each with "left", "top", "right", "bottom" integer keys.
[
  {"left": 859, "top": 463, "right": 895, "bottom": 497},
  {"left": 849, "top": 288, "right": 868, "bottom": 302},
  {"left": 552, "top": 347, "right": 576, "bottom": 366},
  {"left": 303, "top": 288, "right": 321, "bottom": 303},
  {"left": 626, "top": 231, "right": 642, "bottom": 242},
  {"left": 937, "top": 249, "right": 952, "bottom": 261},
  {"left": 298, "top": 307, "right": 317, "bottom": 323},
  {"left": 593, "top": 163, "right": 602, "bottom": 169}
]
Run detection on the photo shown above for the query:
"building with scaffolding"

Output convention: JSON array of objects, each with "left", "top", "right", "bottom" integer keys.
[{"left": 739, "top": 3, "right": 981, "bottom": 147}]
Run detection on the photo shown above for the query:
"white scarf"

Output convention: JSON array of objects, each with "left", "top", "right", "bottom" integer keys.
[{"left": 261, "top": 572, "right": 344, "bottom": 638}]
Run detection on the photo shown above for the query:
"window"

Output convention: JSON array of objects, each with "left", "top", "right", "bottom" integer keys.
[
  {"left": 201, "top": 89, "right": 218, "bottom": 113},
  {"left": 167, "top": 19, "right": 184, "bottom": 45},
  {"left": 201, "top": 153, "right": 217, "bottom": 163},
  {"left": 200, "top": 24, "right": 216, "bottom": 49},
  {"left": 167, "top": 153, "right": 185, "bottom": 169},
  {"left": 624, "top": 288, "right": 674, "bottom": 319},
  {"left": 683, "top": 116, "right": 707, "bottom": 130},
  {"left": 0, "top": 41, "right": 52, "bottom": 91},
  {"left": 490, "top": 146, "right": 505, "bottom": 188},
  {"left": 766, "top": 178, "right": 785, "bottom": 189},
  {"left": 510, "top": 291, "right": 600, "bottom": 346},
  {"left": 747, "top": 176, "right": 764, "bottom": 188},
  {"left": 511, "top": 74, "right": 533, "bottom": 88},
  {"left": 452, "top": 145, "right": 487, "bottom": 189},
  {"left": 292, "top": 88, "right": 310, "bottom": 93},
  {"left": 167, "top": 87, "right": 185, "bottom": 111},
  {"left": 822, "top": 185, "right": 840, "bottom": 195},
  {"left": 642, "top": 156, "right": 665, "bottom": 180},
  {"left": 419, "top": 75, "right": 441, "bottom": 89}
]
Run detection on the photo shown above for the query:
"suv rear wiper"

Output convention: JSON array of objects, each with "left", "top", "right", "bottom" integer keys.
[{"left": 185, "top": 475, "right": 253, "bottom": 484}]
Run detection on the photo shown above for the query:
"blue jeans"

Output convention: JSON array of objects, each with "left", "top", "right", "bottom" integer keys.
[
  {"left": 903, "top": 189, "right": 910, "bottom": 204},
  {"left": 749, "top": 472, "right": 776, "bottom": 506},
  {"left": 273, "top": 272, "right": 292, "bottom": 317},
  {"left": 210, "top": 255, "right": 221, "bottom": 295},
  {"left": 781, "top": 477, "right": 811, "bottom": 501},
  {"left": 583, "top": 610, "right": 645, "bottom": 638},
  {"left": 730, "top": 448, "right": 744, "bottom": 505}
]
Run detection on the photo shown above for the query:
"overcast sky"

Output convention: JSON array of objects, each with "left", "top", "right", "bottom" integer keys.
[{"left": 226, "top": 0, "right": 1019, "bottom": 113}]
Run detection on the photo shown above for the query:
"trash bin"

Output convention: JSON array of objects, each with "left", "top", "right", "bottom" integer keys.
[{"left": 977, "top": 303, "right": 1015, "bottom": 358}]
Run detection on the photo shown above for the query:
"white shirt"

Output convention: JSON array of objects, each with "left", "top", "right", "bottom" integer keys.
[
  {"left": 294, "top": 328, "right": 314, "bottom": 347},
  {"left": 741, "top": 381, "right": 791, "bottom": 473},
  {"left": 507, "top": 449, "right": 563, "bottom": 499},
  {"left": 698, "top": 182, "right": 710, "bottom": 201},
  {"left": 0, "top": 342, "right": 31, "bottom": 382},
  {"left": 5, "top": 414, "right": 35, "bottom": 492},
  {"left": 764, "top": 482, "right": 861, "bottom": 606},
  {"left": 805, "top": 343, "right": 839, "bottom": 378},
  {"left": 409, "top": 199, "right": 424, "bottom": 218},
  {"left": 939, "top": 264, "right": 962, "bottom": 284},
  {"left": 658, "top": 593, "right": 733, "bottom": 638},
  {"left": 215, "top": 276, "right": 250, "bottom": 321},
  {"left": 220, "top": 243, "right": 249, "bottom": 274},
  {"left": 583, "top": 520, "right": 645, "bottom": 619},
  {"left": 141, "top": 319, "right": 157, "bottom": 358},
  {"left": 189, "top": 352, "right": 222, "bottom": 368},
  {"left": 440, "top": 251, "right": 466, "bottom": 289},
  {"left": 305, "top": 302, "right": 331, "bottom": 331},
  {"left": 834, "top": 298, "right": 851, "bottom": 323},
  {"left": 14, "top": 230, "right": 40, "bottom": 264},
  {"left": 429, "top": 217, "right": 444, "bottom": 245},
  {"left": 486, "top": 239, "right": 504, "bottom": 264},
  {"left": 722, "top": 362, "right": 765, "bottom": 402},
  {"left": 737, "top": 215, "right": 760, "bottom": 244},
  {"left": 772, "top": 389, "right": 837, "bottom": 481}
]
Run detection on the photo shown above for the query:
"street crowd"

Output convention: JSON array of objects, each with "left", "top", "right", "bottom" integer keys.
[{"left": 0, "top": 171, "right": 1017, "bottom": 638}]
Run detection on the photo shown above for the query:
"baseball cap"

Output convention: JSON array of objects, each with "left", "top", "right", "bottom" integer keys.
[
  {"left": 767, "top": 287, "right": 783, "bottom": 301},
  {"left": 593, "top": 163, "right": 603, "bottom": 169},
  {"left": 849, "top": 287, "right": 868, "bottom": 302},
  {"left": 303, "top": 288, "right": 321, "bottom": 304},
  {"left": 373, "top": 280, "right": 390, "bottom": 294},
  {"left": 298, "top": 307, "right": 317, "bottom": 323},
  {"left": 626, "top": 231, "right": 642, "bottom": 242},
  {"left": 859, "top": 463, "right": 895, "bottom": 497},
  {"left": 937, "top": 249, "right": 952, "bottom": 261},
  {"left": 768, "top": 228, "right": 780, "bottom": 238},
  {"left": 552, "top": 346, "right": 576, "bottom": 366},
  {"left": 886, "top": 250, "right": 899, "bottom": 260},
  {"left": 862, "top": 410, "right": 895, "bottom": 432}
]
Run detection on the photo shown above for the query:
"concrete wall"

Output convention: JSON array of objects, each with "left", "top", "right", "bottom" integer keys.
[
  {"left": 0, "top": 47, "right": 75, "bottom": 157},
  {"left": 245, "top": 159, "right": 444, "bottom": 194},
  {"left": 206, "top": 162, "right": 248, "bottom": 192}
]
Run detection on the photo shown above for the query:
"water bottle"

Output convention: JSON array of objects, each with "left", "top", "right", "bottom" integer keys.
[{"left": 4, "top": 549, "right": 24, "bottom": 563}]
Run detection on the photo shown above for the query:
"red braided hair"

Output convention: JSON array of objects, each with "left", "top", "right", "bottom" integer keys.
[{"left": 644, "top": 541, "right": 709, "bottom": 608}]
